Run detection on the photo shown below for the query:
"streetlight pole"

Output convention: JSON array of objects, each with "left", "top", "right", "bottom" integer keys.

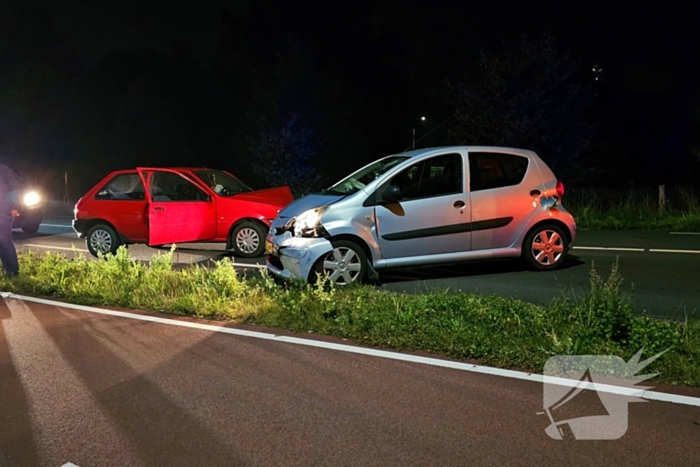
[{"left": 412, "top": 116, "right": 425, "bottom": 150}]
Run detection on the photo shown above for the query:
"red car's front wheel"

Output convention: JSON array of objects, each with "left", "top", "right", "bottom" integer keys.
[{"left": 231, "top": 221, "right": 266, "bottom": 257}]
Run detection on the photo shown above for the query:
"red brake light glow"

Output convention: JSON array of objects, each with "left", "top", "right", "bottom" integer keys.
[{"left": 556, "top": 181, "right": 565, "bottom": 198}]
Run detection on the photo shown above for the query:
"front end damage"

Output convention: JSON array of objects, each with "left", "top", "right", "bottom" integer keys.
[
  {"left": 265, "top": 230, "right": 334, "bottom": 282},
  {"left": 264, "top": 208, "right": 335, "bottom": 282}
]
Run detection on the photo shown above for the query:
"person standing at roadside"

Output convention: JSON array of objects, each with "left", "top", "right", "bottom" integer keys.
[{"left": 0, "top": 162, "right": 20, "bottom": 277}]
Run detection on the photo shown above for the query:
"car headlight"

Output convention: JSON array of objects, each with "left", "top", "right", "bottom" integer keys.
[
  {"left": 23, "top": 191, "right": 40, "bottom": 207},
  {"left": 293, "top": 206, "right": 329, "bottom": 237}
]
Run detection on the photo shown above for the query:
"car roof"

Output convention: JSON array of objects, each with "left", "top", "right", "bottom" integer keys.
[{"left": 393, "top": 145, "right": 538, "bottom": 159}]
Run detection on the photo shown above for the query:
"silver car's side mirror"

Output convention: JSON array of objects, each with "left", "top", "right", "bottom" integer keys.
[{"left": 382, "top": 185, "right": 401, "bottom": 203}]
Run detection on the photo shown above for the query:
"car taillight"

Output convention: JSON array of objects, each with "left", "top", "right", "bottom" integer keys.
[
  {"left": 556, "top": 181, "right": 565, "bottom": 198},
  {"left": 74, "top": 197, "right": 84, "bottom": 217}
]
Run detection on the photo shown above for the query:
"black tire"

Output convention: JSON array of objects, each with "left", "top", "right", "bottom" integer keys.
[
  {"left": 231, "top": 221, "right": 266, "bottom": 257},
  {"left": 21, "top": 223, "right": 40, "bottom": 234},
  {"left": 86, "top": 224, "right": 121, "bottom": 258},
  {"left": 309, "top": 239, "right": 368, "bottom": 285},
  {"left": 522, "top": 224, "right": 569, "bottom": 271}
]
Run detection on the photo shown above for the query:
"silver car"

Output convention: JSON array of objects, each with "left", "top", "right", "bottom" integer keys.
[{"left": 265, "top": 146, "right": 576, "bottom": 285}]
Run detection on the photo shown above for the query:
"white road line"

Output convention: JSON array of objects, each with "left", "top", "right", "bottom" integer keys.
[
  {"left": 20, "top": 244, "right": 89, "bottom": 253},
  {"left": 2, "top": 292, "right": 699, "bottom": 408},
  {"left": 575, "top": 246, "right": 700, "bottom": 255},
  {"left": 649, "top": 248, "right": 700, "bottom": 254},
  {"left": 573, "top": 246, "right": 646, "bottom": 252}
]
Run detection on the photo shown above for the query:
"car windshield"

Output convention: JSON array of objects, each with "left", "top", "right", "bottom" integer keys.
[
  {"left": 192, "top": 169, "right": 254, "bottom": 196},
  {"left": 324, "top": 156, "right": 410, "bottom": 195}
]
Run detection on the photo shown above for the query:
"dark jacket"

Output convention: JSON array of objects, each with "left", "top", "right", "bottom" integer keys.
[{"left": 0, "top": 163, "right": 21, "bottom": 213}]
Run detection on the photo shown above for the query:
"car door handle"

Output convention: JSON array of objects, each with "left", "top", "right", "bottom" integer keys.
[
  {"left": 154, "top": 207, "right": 164, "bottom": 212},
  {"left": 530, "top": 189, "right": 541, "bottom": 196},
  {"left": 453, "top": 200, "right": 465, "bottom": 208}
]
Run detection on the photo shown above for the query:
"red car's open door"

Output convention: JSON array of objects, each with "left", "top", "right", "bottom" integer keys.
[{"left": 137, "top": 168, "right": 217, "bottom": 246}]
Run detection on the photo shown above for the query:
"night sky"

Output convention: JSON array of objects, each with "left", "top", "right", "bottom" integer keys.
[{"left": 1, "top": 0, "right": 699, "bottom": 198}]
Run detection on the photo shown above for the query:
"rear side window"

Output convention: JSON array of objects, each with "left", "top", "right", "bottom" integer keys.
[
  {"left": 95, "top": 173, "right": 145, "bottom": 200},
  {"left": 468, "top": 152, "right": 529, "bottom": 192}
]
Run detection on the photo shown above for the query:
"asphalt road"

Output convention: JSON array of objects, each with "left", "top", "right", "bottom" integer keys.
[
  {"left": 379, "top": 233, "right": 700, "bottom": 320},
  {"left": 11, "top": 215, "right": 700, "bottom": 320},
  {"left": 1, "top": 296, "right": 699, "bottom": 466}
]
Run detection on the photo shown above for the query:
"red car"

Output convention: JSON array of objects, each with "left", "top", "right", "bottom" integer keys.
[{"left": 72, "top": 167, "right": 293, "bottom": 258}]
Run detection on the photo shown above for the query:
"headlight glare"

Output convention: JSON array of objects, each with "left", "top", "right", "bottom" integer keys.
[{"left": 24, "top": 191, "right": 40, "bottom": 207}]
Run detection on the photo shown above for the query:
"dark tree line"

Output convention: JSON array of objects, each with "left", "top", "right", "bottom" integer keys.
[
  {"left": 447, "top": 35, "right": 598, "bottom": 184},
  {"left": 1, "top": 3, "right": 698, "bottom": 202}
]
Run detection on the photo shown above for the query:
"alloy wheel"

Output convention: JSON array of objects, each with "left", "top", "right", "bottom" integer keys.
[
  {"left": 90, "top": 229, "right": 113, "bottom": 255},
  {"left": 531, "top": 229, "right": 565, "bottom": 266},
  {"left": 235, "top": 227, "right": 260, "bottom": 255},
  {"left": 322, "top": 246, "right": 363, "bottom": 284}
]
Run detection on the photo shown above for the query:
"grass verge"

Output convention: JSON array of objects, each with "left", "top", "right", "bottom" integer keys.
[
  {"left": 570, "top": 207, "right": 700, "bottom": 231},
  {"left": 1, "top": 247, "right": 699, "bottom": 387},
  {"left": 567, "top": 187, "right": 700, "bottom": 231}
]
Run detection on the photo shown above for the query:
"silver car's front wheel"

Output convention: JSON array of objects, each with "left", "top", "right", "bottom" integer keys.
[{"left": 312, "top": 240, "right": 368, "bottom": 285}]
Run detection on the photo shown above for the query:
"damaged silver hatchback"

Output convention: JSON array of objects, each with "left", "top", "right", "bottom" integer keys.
[{"left": 265, "top": 146, "right": 576, "bottom": 285}]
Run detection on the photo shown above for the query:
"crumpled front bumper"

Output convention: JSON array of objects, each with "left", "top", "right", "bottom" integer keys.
[{"left": 265, "top": 231, "right": 334, "bottom": 282}]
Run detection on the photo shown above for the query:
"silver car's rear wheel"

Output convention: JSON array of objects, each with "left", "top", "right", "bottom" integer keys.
[
  {"left": 532, "top": 229, "right": 565, "bottom": 265},
  {"left": 311, "top": 240, "right": 368, "bottom": 285},
  {"left": 523, "top": 224, "right": 569, "bottom": 270}
]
